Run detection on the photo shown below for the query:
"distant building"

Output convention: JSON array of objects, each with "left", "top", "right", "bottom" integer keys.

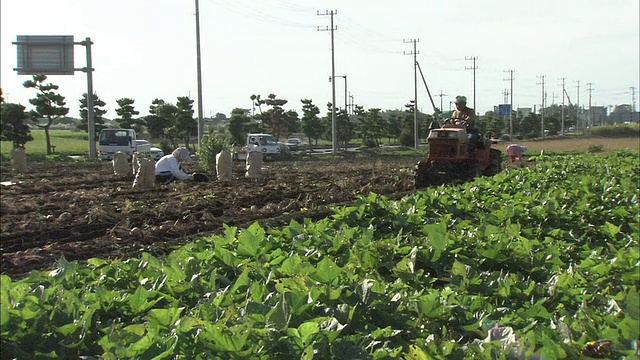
[
  {"left": 517, "top": 107, "right": 532, "bottom": 118},
  {"left": 608, "top": 105, "right": 639, "bottom": 124},
  {"left": 589, "top": 106, "right": 607, "bottom": 126}
]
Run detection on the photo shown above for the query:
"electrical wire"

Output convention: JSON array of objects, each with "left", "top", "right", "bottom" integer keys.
[{"left": 207, "top": 0, "right": 315, "bottom": 28}]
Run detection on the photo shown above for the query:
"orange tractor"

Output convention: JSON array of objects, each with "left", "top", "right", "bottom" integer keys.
[{"left": 415, "top": 123, "right": 502, "bottom": 188}]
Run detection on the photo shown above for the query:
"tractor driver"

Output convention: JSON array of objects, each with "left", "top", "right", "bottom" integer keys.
[{"left": 452, "top": 95, "right": 480, "bottom": 153}]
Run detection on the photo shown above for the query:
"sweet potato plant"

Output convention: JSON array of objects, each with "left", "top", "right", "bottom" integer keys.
[{"left": 1, "top": 151, "right": 638, "bottom": 358}]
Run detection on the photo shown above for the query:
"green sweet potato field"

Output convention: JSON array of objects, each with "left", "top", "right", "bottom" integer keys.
[{"left": 1, "top": 151, "right": 639, "bottom": 359}]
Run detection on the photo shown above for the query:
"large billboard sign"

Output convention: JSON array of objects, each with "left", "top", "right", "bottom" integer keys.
[
  {"left": 498, "top": 104, "right": 512, "bottom": 117},
  {"left": 14, "top": 35, "right": 75, "bottom": 75}
]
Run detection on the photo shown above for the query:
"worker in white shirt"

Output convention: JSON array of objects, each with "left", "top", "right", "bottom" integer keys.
[{"left": 155, "top": 147, "right": 194, "bottom": 184}]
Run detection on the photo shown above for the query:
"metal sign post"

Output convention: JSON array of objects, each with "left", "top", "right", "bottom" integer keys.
[{"left": 13, "top": 35, "right": 97, "bottom": 159}]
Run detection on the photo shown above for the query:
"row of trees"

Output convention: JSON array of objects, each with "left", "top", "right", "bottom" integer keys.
[
  {"left": 0, "top": 75, "right": 199, "bottom": 154},
  {"left": 2, "top": 74, "right": 591, "bottom": 155}
]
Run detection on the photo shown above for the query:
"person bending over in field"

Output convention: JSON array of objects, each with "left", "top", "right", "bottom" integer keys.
[
  {"left": 506, "top": 144, "right": 528, "bottom": 162},
  {"left": 155, "top": 147, "right": 194, "bottom": 184}
]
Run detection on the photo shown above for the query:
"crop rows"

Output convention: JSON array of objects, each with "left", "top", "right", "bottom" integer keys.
[{"left": 1, "top": 151, "right": 639, "bottom": 359}]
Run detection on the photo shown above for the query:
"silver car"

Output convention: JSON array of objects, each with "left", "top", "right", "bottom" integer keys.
[{"left": 135, "top": 140, "right": 164, "bottom": 161}]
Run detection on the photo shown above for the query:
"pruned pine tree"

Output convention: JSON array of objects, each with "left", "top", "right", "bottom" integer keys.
[
  {"left": 300, "top": 99, "right": 323, "bottom": 148},
  {"left": 114, "top": 98, "right": 141, "bottom": 131},
  {"left": 0, "top": 103, "right": 34, "bottom": 148},
  {"left": 228, "top": 108, "right": 252, "bottom": 146},
  {"left": 250, "top": 94, "right": 298, "bottom": 140},
  {"left": 175, "top": 96, "right": 197, "bottom": 151},
  {"left": 23, "top": 74, "right": 69, "bottom": 155},
  {"left": 326, "top": 102, "right": 354, "bottom": 150},
  {"left": 77, "top": 93, "right": 107, "bottom": 140},
  {"left": 145, "top": 99, "right": 173, "bottom": 140}
]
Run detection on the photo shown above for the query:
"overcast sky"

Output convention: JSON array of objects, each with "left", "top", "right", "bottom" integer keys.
[{"left": 1, "top": 0, "right": 638, "bottom": 119}]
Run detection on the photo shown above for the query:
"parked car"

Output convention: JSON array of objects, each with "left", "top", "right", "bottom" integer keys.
[
  {"left": 285, "top": 138, "right": 303, "bottom": 151},
  {"left": 135, "top": 140, "right": 164, "bottom": 161}
]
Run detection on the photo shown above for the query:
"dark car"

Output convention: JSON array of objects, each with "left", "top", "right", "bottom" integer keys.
[{"left": 285, "top": 138, "right": 303, "bottom": 151}]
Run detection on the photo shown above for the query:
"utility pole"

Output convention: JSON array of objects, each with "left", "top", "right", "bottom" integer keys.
[
  {"left": 340, "top": 76, "right": 347, "bottom": 112},
  {"left": 575, "top": 80, "right": 581, "bottom": 129},
  {"left": 404, "top": 38, "right": 419, "bottom": 149},
  {"left": 349, "top": 92, "right": 354, "bottom": 114},
  {"left": 587, "top": 82, "right": 594, "bottom": 127},
  {"left": 318, "top": 10, "right": 338, "bottom": 154},
  {"left": 559, "top": 77, "right": 566, "bottom": 134},
  {"left": 537, "top": 75, "right": 546, "bottom": 138},
  {"left": 435, "top": 90, "right": 447, "bottom": 116},
  {"left": 502, "top": 89, "right": 509, "bottom": 104},
  {"left": 465, "top": 56, "right": 478, "bottom": 111},
  {"left": 328, "top": 75, "right": 347, "bottom": 113},
  {"left": 631, "top": 86, "right": 637, "bottom": 114},
  {"left": 503, "top": 69, "right": 514, "bottom": 137},
  {"left": 195, "top": 0, "right": 204, "bottom": 150}
]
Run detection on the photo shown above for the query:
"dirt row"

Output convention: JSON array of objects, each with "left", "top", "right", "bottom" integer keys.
[{"left": 0, "top": 155, "right": 423, "bottom": 279}]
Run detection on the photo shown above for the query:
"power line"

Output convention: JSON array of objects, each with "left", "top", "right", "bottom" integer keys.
[
  {"left": 537, "top": 75, "right": 546, "bottom": 138},
  {"left": 503, "top": 69, "right": 514, "bottom": 137},
  {"left": 558, "top": 77, "right": 566, "bottom": 134},
  {"left": 317, "top": 10, "right": 338, "bottom": 154},
  {"left": 575, "top": 80, "right": 581, "bottom": 129},
  {"left": 209, "top": 0, "right": 314, "bottom": 28},
  {"left": 587, "top": 82, "right": 594, "bottom": 126},
  {"left": 435, "top": 90, "right": 447, "bottom": 115},
  {"left": 465, "top": 56, "right": 478, "bottom": 111},
  {"left": 195, "top": 0, "right": 204, "bottom": 149},
  {"left": 403, "top": 38, "right": 419, "bottom": 149}
]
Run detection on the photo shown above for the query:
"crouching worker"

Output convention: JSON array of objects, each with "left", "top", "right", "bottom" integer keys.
[
  {"left": 155, "top": 147, "right": 194, "bottom": 184},
  {"left": 506, "top": 144, "right": 528, "bottom": 162}
]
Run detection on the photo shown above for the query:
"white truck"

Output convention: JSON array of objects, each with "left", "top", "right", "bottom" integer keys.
[
  {"left": 234, "top": 133, "right": 284, "bottom": 161},
  {"left": 98, "top": 129, "right": 151, "bottom": 161}
]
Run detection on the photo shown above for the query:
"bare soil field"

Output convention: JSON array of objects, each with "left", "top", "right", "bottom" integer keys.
[
  {"left": 518, "top": 136, "right": 639, "bottom": 153},
  {"left": 0, "top": 155, "right": 423, "bottom": 279}
]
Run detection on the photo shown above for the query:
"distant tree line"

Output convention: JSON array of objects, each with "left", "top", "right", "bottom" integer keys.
[{"left": 4, "top": 74, "right": 634, "bottom": 154}]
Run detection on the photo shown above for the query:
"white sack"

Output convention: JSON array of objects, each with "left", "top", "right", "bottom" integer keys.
[{"left": 216, "top": 150, "right": 233, "bottom": 181}]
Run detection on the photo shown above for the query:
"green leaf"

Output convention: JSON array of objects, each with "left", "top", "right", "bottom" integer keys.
[
  {"left": 215, "top": 247, "right": 236, "bottom": 267},
  {"left": 311, "top": 258, "right": 342, "bottom": 284},
  {"left": 602, "top": 221, "right": 620, "bottom": 238},
  {"left": 298, "top": 321, "right": 320, "bottom": 345},
  {"left": 128, "top": 286, "right": 163, "bottom": 315},
  {"left": 0, "top": 304, "right": 9, "bottom": 327},
  {"left": 278, "top": 254, "right": 303, "bottom": 276},
  {"left": 127, "top": 332, "right": 156, "bottom": 356},
  {"left": 622, "top": 290, "right": 639, "bottom": 320},
  {"left": 417, "top": 291, "right": 442, "bottom": 319},
  {"left": 237, "top": 225, "right": 264, "bottom": 257},
  {"left": 55, "top": 322, "right": 80, "bottom": 337},
  {"left": 451, "top": 260, "right": 468, "bottom": 278},
  {"left": 267, "top": 294, "right": 290, "bottom": 331},
  {"left": 86, "top": 258, "right": 109, "bottom": 268},
  {"left": 145, "top": 307, "right": 183, "bottom": 329},
  {"left": 423, "top": 222, "right": 448, "bottom": 251},
  {"left": 521, "top": 300, "right": 552, "bottom": 320},
  {"left": 407, "top": 344, "right": 431, "bottom": 360},
  {"left": 618, "top": 316, "right": 639, "bottom": 339}
]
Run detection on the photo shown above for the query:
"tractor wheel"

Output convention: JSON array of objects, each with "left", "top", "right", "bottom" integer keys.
[
  {"left": 484, "top": 149, "right": 503, "bottom": 176},
  {"left": 414, "top": 161, "right": 431, "bottom": 189},
  {"left": 468, "top": 165, "right": 483, "bottom": 180}
]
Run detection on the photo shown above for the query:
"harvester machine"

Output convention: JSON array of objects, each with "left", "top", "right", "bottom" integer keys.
[{"left": 415, "top": 123, "right": 502, "bottom": 188}]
